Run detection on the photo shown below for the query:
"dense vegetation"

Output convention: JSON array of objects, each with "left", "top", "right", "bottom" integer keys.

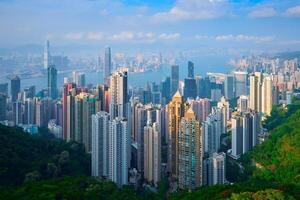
[
  {"left": 0, "top": 125, "right": 90, "bottom": 186},
  {"left": 1, "top": 99, "right": 300, "bottom": 199}
]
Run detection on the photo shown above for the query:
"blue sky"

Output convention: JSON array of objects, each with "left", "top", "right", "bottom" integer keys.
[{"left": 0, "top": 0, "right": 300, "bottom": 53}]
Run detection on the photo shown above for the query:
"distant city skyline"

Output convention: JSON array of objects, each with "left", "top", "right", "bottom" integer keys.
[{"left": 0, "top": 0, "right": 300, "bottom": 54}]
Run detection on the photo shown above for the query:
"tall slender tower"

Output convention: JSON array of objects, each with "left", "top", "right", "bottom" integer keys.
[
  {"left": 109, "top": 70, "right": 128, "bottom": 119},
  {"left": 10, "top": 75, "right": 20, "bottom": 103},
  {"left": 108, "top": 117, "right": 129, "bottom": 186},
  {"left": 104, "top": 46, "right": 112, "bottom": 85},
  {"left": 188, "top": 61, "right": 194, "bottom": 79},
  {"left": 47, "top": 65, "right": 58, "bottom": 99},
  {"left": 262, "top": 76, "right": 273, "bottom": 116},
  {"left": 44, "top": 40, "right": 50, "bottom": 69},
  {"left": 178, "top": 108, "right": 202, "bottom": 189},
  {"left": 171, "top": 65, "right": 179, "bottom": 95},
  {"left": 249, "top": 72, "right": 263, "bottom": 112},
  {"left": 91, "top": 111, "right": 110, "bottom": 177},
  {"left": 166, "top": 91, "right": 184, "bottom": 177}
]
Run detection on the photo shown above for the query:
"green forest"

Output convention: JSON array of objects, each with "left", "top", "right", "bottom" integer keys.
[{"left": 0, "top": 100, "right": 300, "bottom": 199}]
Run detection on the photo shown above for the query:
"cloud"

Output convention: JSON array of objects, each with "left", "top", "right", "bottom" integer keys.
[
  {"left": 86, "top": 32, "right": 103, "bottom": 40},
  {"left": 152, "top": 0, "right": 229, "bottom": 23},
  {"left": 159, "top": 33, "right": 181, "bottom": 40},
  {"left": 64, "top": 32, "right": 83, "bottom": 40},
  {"left": 110, "top": 31, "right": 135, "bottom": 41},
  {"left": 284, "top": 5, "right": 300, "bottom": 17},
  {"left": 215, "top": 34, "right": 274, "bottom": 43},
  {"left": 249, "top": 6, "right": 276, "bottom": 18}
]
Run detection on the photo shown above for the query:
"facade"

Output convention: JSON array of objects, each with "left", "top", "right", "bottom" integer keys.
[
  {"left": 166, "top": 91, "right": 184, "bottom": 177},
  {"left": 171, "top": 65, "right": 179, "bottom": 95},
  {"left": 144, "top": 122, "right": 161, "bottom": 185},
  {"left": 91, "top": 111, "right": 110, "bottom": 177},
  {"left": 249, "top": 72, "right": 263, "bottom": 112},
  {"left": 104, "top": 46, "right": 112, "bottom": 85},
  {"left": 108, "top": 117, "right": 130, "bottom": 186},
  {"left": 217, "top": 97, "right": 230, "bottom": 134},
  {"left": 262, "top": 76, "right": 273, "bottom": 116},
  {"left": 178, "top": 108, "right": 202, "bottom": 189},
  {"left": 0, "top": 93, "right": 7, "bottom": 121},
  {"left": 109, "top": 70, "right": 128, "bottom": 119},
  {"left": 11, "top": 75, "right": 20, "bottom": 103},
  {"left": 225, "top": 74, "right": 235, "bottom": 100},
  {"left": 44, "top": 40, "right": 50, "bottom": 69},
  {"left": 188, "top": 61, "right": 194, "bottom": 79},
  {"left": 48, "top": 65, "right": 58, "bottom": 99},
  {"left": 234, "top": 71, "right": 247, "bottom": 97}
]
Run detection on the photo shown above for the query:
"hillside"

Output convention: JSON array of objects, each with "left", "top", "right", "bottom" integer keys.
[{"left": 0, "top": 125, "right": 90, "bottom": 186}]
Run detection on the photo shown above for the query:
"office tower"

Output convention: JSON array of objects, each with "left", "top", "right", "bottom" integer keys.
[
  {"left": 262, "top": 76, "right": 273, "bottom": 116},
  {"left": 188, "top": 98, "right": 210, "bottom": 123},
  {"left": 203, "top": 152, "right": 226, "bottom": 186},
  {"left": 202, "top": 107, "right": 222, "bottom": 155},
  {"left": 48, "top": 65, "right": 58, "bottom": 99},
  {"left": 133, "top": 103, "right": 147, "bottom": 172},
  {"left": 92, "top": 111, "right": 110, "bottom": 177},
  {"left": 171, "top": 65, "right": 179, "bottom": 95},
  {"left": 237, "top": 95, "right": 248, "bottom": 113},
  {"left": 231, "top": 111, "right": 260, "bottom": 158},
  {"left": 0, "top": 83, "right": 8, "bottom": 95},
  {"left": 178, "top": 108, "right": 202, "bottom": 189},
  {"left": 249, "top": 72, "right": 263, "bottom": 112},
  {"left": 161, "top": 76, "right": 171, "bottom": 104},
  {"left": 54, "top": 101, "right": 63, "bottom": 126},
  {"left": 24, "top": 98, "right": 35, "bottom": 124},
  {"left": 109, "top": 117, "right": 129, "bottom": 186},
  {"left": 203, "top": 77, "right": 212, "bottom": 98},
  {"left": 36, "top": 98, "right": 52, "bottom": 127},
  {"left": 166, "top": 91, "right": 184, "bottom": 177},
  {"left": 11, "top": 75, "right": 20, "bottom": 103},
  {"left": 224, "top": 74, "right": 235, "bottom": 100},
  {"left": 13, "top": 100, "right": 23, "bottom": 125},
  {"left": 74, "top": 92, "right": 96, "bottom": 152},
  {"left": 183, "top": 78, "right": 197, "bottom": 99},
  {"left": 0, "top": 93, "right": 7, "bottom": 121},
  {"left": 104, "top": 46, "right": 112, "bottom": 85},
  {"left": 217, "top": 97, "right": 230, "bottom": 134},
  {"left": 73, "top": 72, "right": 86, "bottom": 88},
  {"left": 234, "top": 71, "right": 247, "bottom": 97},
  {"left": 144, "top": 122, "right": 161, "bottom": 185},
  {"left": 109, "top": 70, "right": 128, "bottom": 119},
  {"left": 44, "top": 40, "right": 50, "bottom": 69},
  {"left": 62, "top": 83, "right": 76, "bottom": 140},
  {"left": 188, "top": 61, "right": 194, "bottom": 78}
]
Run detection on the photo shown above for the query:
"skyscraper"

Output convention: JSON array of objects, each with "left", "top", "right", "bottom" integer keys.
[
  {"left": 231, "top": 111, "right": 260, "bottom": 158},
  {"left": 224, "top": 74, "right": 235, "bottom": 100},
  {"left": 249, "top": 72, "right": 263, "bottom": 112},
  {"left": 166, "top": 91, "right": 184, "bottom": 177},
  {"left": 217, "top": 97, "right": 230, "bottom": 134},
  {"left": 104, "top": 46, "right": 112, "bottom": 85},
  {"left": 234, "top": 71, "right": 247, "bottom": 97},
  {"left": 202, "top": 107, "right": 222, "bottom": 155},
  {"left": 188, "top": 61, "right": 194, "bottom": 79},
  {"left": 44, "top": 40, "right": 50, "bottom": 69},
  {"left": 178, "top": 108, "right": 202, "bottom": 189},
  {"left": 108, "top": 117, "right": 129, "bottom": 186},
  {"left": 188, "top": 98, "right": 210, "bottom": 123},
  {"left": 11, "top": 75, "right": 20, "bottom": 103},
  {"left": 48, "top": 65, "right": 58, "bottom": 99},
  {"left": 183, "top": 78, "right": 197, "bottom": 99},
  {"left": 62, "top": 83, "right": 76, "bottom": 140},
  {"left": 161, "top": 76, "right": 171, "bottom": 105},
  {"left": 109, "top": 70, "right": 128, "bottom": 119},
  {"left": 0, "top": 93, "right": 7, "bottom": 121},
  {"left": 92, "top": 111, "right": 110, "bottom": 177},
  {"left": 237, "top": 95, "right": 248, "bottom": 113},
  {"left": 171, "top": 65, "right": 179, "bottom": 95},
  {"left": 262, "top": 76, "right": 273, "bottom": 116},
  {"left": 74, "top": 92, "right": 96, "bottom": 152},
  {"left": 144, "top": 122, "right": 161, "bottom": 185},
  {"left": 203, "top": 152, "right": 226, "bottom": 186}
]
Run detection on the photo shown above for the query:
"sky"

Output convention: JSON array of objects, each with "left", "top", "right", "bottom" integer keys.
[{"left": 0, "top": 0, "right": 300, "bottom": 54}]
